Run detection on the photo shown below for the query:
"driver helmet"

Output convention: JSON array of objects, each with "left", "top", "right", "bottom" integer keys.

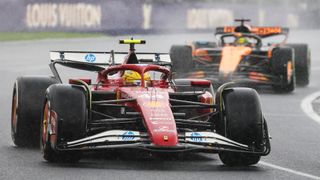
[
  {"left": 122, "top": 70, "right": 150, "bottom": 86},
  {"left": 235, "top": 37, "right": 249, "bottom": 45}
]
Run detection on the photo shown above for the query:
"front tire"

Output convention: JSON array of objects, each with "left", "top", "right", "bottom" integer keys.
[
  {"left": 287, "top": 43, "right": 310, "bottom": 86},
  {"left": 217, "top": 88, "right": 264, "bottom": 166},
  {"left": 271, "top": 47, "right": 295, "bottom": 93},
  {"left": 41, "top": 84, "right": 87, "bottom": 162}
]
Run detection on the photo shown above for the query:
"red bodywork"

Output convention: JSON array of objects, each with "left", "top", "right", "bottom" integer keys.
[{"left": 86, "top": 64, "right": 212, "bottom": 147}]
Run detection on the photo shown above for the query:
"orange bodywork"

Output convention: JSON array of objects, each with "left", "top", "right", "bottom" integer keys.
[
  {"left": 188, "top": 71, "right": 205, "bottom": 78},
  {"left": 223, "top": 26, "right": 282, "bottom": 36},
  {"left": 219, "top": 46, "right": 252, "bottom": 75},
  {"left": 194, "top": 49, "right": 213, "bottom": 62},
  {"left": 248, "top": 72, "right": 269, "bottom": 81}
]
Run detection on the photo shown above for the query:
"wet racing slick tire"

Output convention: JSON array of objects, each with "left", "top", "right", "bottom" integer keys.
[
  {"left": 286, "top": 43, "right": 310, "bottom": 86},
  {"left": 271, "top": 47, "right": 295, "bottom": 93},
  {"left": 41, "top": 84, "right": 87, "bottom": 163},
  {"left": 217, "top": 88, "right": 264, "bottom": 166},
  {"left": 170, "top": 45, "right": 193, "bottom": 76},
  {"left": 11, "top": 76, "right": 58, "bottom": 147}
]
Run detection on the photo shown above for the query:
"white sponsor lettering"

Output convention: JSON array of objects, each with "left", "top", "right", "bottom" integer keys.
[
  {"left": 26, "top": 3, "right": 58, "bottom": 28},
  {"left": 187, "top": 8, "right": 233, "bottom": 29},
  {"left": 150, "top": 117, "right": 172, "bottom": 121},
  {"left": 258, "top": 9, "right": 266, "bottom": 26},
  {"left": 142, "top": 4, "right": 152, "bottom": 29},
  {"left": 151, "top": 121, "right": 173, "bottom": 125},
  {"left": 287, "top": 13, "right": 299, "bottom": 28},
  {"left": 138, "top": 93, "right": 164, "bottom": 99},
  {"left": 26, "top": 3, "right": 101, "bottom": 28}
]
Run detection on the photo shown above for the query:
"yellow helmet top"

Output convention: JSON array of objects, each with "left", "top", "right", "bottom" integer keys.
[
  {"left": 236, "top": 37, "right": 249, "bottom": 45},
  {"left": 122, "top": 70, "right": 150, "bottom": 85}
]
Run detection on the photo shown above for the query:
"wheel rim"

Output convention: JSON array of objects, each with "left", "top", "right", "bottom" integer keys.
[
  {"left": 11, "top": 89, "right": 18, "bottom": 140},
  {"left": 41, "top": 101, "right": 50, "bottom": 150},
  {"left": 287, "top": 61, "right": 293, "bottom": 83}
]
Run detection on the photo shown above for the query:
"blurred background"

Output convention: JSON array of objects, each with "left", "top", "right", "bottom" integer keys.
[{"left": 0, "top": 0, "right": 319, "bottom": 37}]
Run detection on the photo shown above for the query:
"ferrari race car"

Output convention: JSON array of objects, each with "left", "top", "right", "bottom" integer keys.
[
  {"left": 170, "top": 19, "right": 310, "bottom": 93},
  {"left": 11, "top": 39, "right": 270, "bottom": 166}
]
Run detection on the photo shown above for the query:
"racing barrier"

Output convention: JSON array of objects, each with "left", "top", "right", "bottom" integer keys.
[{"left": 0, "top": 0, "right": 319, "bottom": 33}]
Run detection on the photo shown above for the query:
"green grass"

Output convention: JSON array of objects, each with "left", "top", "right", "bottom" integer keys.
[{"left": 0, "top": 32, "right": 104, "bottom": 41}]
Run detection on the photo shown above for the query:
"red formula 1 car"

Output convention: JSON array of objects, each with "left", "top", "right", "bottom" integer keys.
[
  {"left": 11, "top": 40, "right": 270, "bottom": 166},
  {"left": 170, "top": 19, "right": 310, "bottom": 93}
]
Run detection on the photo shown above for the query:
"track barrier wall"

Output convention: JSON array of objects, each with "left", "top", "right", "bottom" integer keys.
[{"left": 0, "top": 0, "right": 319, "bottom": 34}]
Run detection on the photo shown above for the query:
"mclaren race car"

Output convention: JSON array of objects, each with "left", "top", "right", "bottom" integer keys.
[
  {"left": 11, "top": 39, "right": 270, "bottom": 166},
  {"left": 170, "top": 19, "right": 310, "bottom": 93}
]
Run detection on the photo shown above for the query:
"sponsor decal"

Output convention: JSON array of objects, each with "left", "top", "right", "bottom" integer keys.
[
  {"left": 151, "top": 121, "right": 173, "bottom": 125},
  {"left": 223, "top": 26, "right": 235, "bottom": 33},
  {"left": 26, "top": 3, "right": 101, "bottom": 29},
  {"left": 190, "top": 132, "right": 203, "bottom": 142},
  {"left": 122, "top": 131, "right": 135, "bottom": 140},
  {"left": 150, "top": 117, "right": 172, "bottom": 121},
  {"left": 154, "top": 126, "right": 176, "bottom": 132},
  {"left": 251, "top": 27, "right": 282, "bottom": 35},
  {"left": 144, "top": 101, "right": 164, "bottom": 107},
  {"left": 84, "top": 53, "right": 96, "bottom": 62},
  {"left": 148, "top": 108, "right": 172, "bottom": 121},
  {"left": 187, "top": 8, "right": 233, "bottom": 29},
  {"left": 142, "top": 4, "right": 152, "bottom": 29},
  {"left": 138, "top": 93, "right": 164, "bottom": 99}
]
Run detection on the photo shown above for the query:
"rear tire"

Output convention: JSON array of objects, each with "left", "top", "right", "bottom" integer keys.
[
  {"left": 170, "top": 45, "right": 193, "bottom": 76},
  {"left": 11, "top": 76, "right": 58, "bottom": 147},
  {"left": 217, "top": 88, "right": 264, "bottom": 166},
  {"left": 286, "top": 43, "right": 310, "bottom": 86},
  {"left": 271, "top": 47, "right": 295, "bottom": 93},
  {"left": 41, "top": 84, "right": 87, "bottom": 163}
]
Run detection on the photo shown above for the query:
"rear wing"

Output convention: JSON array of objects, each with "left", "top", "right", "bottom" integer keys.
[
  {"left": 50, "top": 51, "right": 124, "bottom": 66},
  {"left": 50, "top": 51, "right": 171, "bottom": 64},
  {"left": 49, "top": 51, "right": 172, "bottom": 82},
  {"left": 215, "top": 26, "right": 289, "bottom": 38}
]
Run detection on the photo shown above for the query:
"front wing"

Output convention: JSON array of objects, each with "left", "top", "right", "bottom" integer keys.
[{"left": 57, "top": 130, "right": 270, "bottom": 155}]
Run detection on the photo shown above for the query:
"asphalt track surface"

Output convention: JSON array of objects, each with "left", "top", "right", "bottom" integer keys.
[{"left": 0, "top": 31, "right": 320, "bottom": 180}]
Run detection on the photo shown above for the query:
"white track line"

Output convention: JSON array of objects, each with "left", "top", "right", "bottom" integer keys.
[
  {"left": 260, "top": 161, "right": 320, "bottom": 180},
  {"left": 259, "top": 91, "right": 320, "bottom": 179},
  {"left": 301, "top": 91, "right": 320, "bottom": 125},
  {"left": 264, "top": 113, "right": 306, "bottom": 117}
]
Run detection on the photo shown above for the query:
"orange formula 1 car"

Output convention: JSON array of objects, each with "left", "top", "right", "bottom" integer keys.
[{"left": 170, "top": 19, "right": 310, "bottom": 93}]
